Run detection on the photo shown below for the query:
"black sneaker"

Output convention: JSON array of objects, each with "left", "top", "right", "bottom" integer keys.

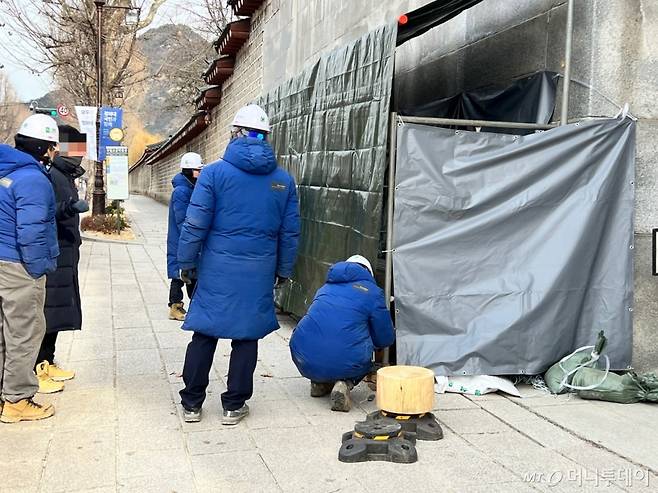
[
  {"left": 182, "top": 406, "right": 202, "bottom": 422},
  {"left": 222, "top": 404, "right": 249, "bottom": 425}
]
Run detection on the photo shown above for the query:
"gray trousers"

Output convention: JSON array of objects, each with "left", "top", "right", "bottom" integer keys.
[{"left": 0, "top": 260, "right": 46, "bottom": 403}]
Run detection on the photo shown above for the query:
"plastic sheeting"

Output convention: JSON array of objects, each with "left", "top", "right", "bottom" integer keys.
[
  {"left": 394, "top": 117, "right": 635, "bottom": 376},
  {"left": 259, "top": 24, "right": 397, "bottom": 317},
  {"left": 397, "top": 0, "right": 483, "bottom": 46},
  {"left": 396, "top": 71, "right": 559, "bottom": 132}
]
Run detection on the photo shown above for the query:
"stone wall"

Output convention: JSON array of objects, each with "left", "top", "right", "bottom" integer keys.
[{"left": 129, "top": 1, "right": 270, "bottom": 203}]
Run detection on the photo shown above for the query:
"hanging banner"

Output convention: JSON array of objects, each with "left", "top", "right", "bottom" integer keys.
[
  {"left": 99, "top": 107, "right": 123, "bottom": 162},
  {"left": 74, "top": 106, "right": 98, "bottom": 161},
  {"left": 106, "top": 146, "right": 129, "bottom": 200}
]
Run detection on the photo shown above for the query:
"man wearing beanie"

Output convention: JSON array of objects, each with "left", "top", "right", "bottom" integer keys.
[{"left": 34, "top": 125, "right": 89, "bottom": 394}]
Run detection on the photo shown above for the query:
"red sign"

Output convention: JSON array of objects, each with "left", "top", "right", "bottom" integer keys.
[{"left": 57, "top": 104, "right": 70, "bottom": 117}]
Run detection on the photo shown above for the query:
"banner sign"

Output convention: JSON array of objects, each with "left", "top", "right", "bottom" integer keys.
[
  {"left": 99, "top": 107, "right": 123, "bottom": 161},
  {"left": 74, "top": 106, "right": 98, "bottom": 161},
  {"left": 106, "top": 146, "right": 129, "bottom": 201}
]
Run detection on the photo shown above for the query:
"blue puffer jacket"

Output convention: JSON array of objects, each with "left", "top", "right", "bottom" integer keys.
[
  {"left": 166, "top": 173, "right": 194, "bottom": 279},
  {"left": 290, "top": 262, "right": 395, "bottom": 382},
  {"left": 178, "top": 137, "right": 300, "bottom": 340},
  {"left": 0, "top": 144, "right": 58, "bottom": 278}
]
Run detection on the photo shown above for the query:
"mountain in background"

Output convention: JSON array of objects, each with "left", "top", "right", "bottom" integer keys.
[
  {"left": 135, "top": 24, "right": 212, "bottom": 137},
  {"left": 36, "top": 24, "right": 212, "bottom": 139}
]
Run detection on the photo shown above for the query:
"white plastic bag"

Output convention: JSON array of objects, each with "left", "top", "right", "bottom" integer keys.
[{"left": 435, "top": 375, "right": 521, "bottom": 397}]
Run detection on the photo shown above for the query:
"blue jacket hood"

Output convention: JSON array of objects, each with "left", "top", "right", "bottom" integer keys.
[
  {"left": 223, "top": 137, "right": 277, "bottom": 175},
  {"left": 171, "top": 172, "right": 193, "bottom": 189},
  {"left": 0, "top": 144, "right": 42, "bottom": 179},
  {"left": 327, "top": 262, "right": 374, "bottom": 284}
]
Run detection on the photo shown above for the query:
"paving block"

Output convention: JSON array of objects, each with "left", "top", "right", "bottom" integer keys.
[
  {"left": 116, "top": 349, "right": 164, "bottom": 376},
  {"left": 191, "top": 451, "right": 278, "bottom": 490},
  {"left": 185, "top": 427, "right": 256, "bottom": 455}
]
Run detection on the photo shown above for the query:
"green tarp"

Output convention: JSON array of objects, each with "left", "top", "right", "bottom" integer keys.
[{"left": 259, "top": 24, "right": 397, "bottom": 317}]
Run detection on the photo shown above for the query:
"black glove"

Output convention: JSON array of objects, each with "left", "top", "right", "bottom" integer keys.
[
  {"left": 180, "top": 268, "right": 197, "bottom": 284},
  {"left": 71, "top": 199, "right": 89, "bottom": 213},
  {"left": 274, "top": 276, "right": 289, "bottom": 289}
]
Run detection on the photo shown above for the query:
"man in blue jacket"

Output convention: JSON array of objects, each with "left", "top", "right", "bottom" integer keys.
[
  {"left": 178, "top": 104, "right": 300, "bottom": 424},
  {"left": 0, "top": 114, "right": 60, "bottom": 423},
  {"left": 290, "top": 255, "right": 395, "bottom": 412},
  {"left": 167, "top": 152, "right": 204, "bottom": 321}
]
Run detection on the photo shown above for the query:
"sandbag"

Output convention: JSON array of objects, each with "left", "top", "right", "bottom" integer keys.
[
  {"left": 544, "top": 331, "right": 608, "bottom": 394},
  {"left": 573, "top": 368, "right": 658, "bottom": 404}
]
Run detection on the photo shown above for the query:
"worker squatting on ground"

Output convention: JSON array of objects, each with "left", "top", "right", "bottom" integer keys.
[
  {"left": 34, "top": 125, "right": 90, "bottom": 395},
  {"left": 166, "top": 152, "right": 205, "bottom": 322},
  {"left": 290, "top": 256, "right": 395, "bottom": 412},
  {"left": 0, "top": 115, "right": 60, "bottom": 423},
  {"left": 177, "top": 104, "right": 301, "bottom": 425}
]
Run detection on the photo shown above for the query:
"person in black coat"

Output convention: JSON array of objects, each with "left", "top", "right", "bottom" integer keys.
[{"left": 35, "top": 125, "right": 88, "bottom": 389}]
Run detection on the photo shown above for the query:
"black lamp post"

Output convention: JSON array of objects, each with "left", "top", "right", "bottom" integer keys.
[
  {"left": 92, "top": 0, "right": 105, "bottom": 215},
  {"left": 91, "top": 0, "right": 140, "bottom": 216}
]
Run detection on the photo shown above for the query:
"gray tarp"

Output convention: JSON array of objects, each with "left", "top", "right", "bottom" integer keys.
[
  {"left": 394, "top": 118, "right": 635, "bottom": 375},
  {"left": 260, "top": 24, "right": 397, "bottom": 317}
]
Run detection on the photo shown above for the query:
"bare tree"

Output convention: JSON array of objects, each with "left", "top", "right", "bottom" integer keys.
[
  {"left": 0, "top": 72, "right": 29, "bottom": 143},
  {"left": 0, "top": 0, "right": 166, "bottom": 107}
]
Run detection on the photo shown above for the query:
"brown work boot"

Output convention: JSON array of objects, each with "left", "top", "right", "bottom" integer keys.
[
  {"left": 0, "top": 398, "right": 55, "bottom": 423},
  {"left": 310, "top": 381, "right": 333, "bottom": 397},
  {"left": 330, "top": 381, "right": 352, "bottom": 412},
  {"left": 169, "top": 302, "right": 186, "bottom": 321},
  {"left": 36, "top": 361, "right": 64, "bottom": 394}
]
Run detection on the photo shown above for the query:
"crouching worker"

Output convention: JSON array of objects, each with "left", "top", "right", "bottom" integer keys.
[
  {"left": 167, "top": 152, "right": 204, "bottom": 321},
  {"left": 289, "top": 255, "right": 394, "bottom": 412}
]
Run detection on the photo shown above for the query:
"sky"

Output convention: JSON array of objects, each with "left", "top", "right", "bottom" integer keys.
[{"left": 0, "top": 0, "right": 204, "bottom": 101}]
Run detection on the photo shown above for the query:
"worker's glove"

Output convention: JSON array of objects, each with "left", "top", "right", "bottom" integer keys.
[
  {"left": 70, "top": 199, "right": 89, "bottom": 213},
  {"left": 274, "top": 276, "right": 289, "bottom": 289},
  {"left": 180, "top": 268, "right": 197, "bottom": 284}
]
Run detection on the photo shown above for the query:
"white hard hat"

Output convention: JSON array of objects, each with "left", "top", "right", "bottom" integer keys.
[
  {"left": 180, "top": 152, "right": 204, "bottom": 169},
  {"left": 346, "top": 255, "right": 373, "bottom": 275},
  {"left": 231, "top": 104, "right": 270, "bottom": 133},
  {"left": 17, "top": 114, "right": 59, "bottom": 143}
]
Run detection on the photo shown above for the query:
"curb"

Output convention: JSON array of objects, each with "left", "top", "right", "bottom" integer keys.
[{"left": 81, "top": 232, "right": 144, "bottom": 245}]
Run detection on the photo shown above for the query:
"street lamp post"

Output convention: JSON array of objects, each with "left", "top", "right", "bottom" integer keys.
[
  {"left": 92, "top": 0, "right": 105, "bottom": 215},
  {"left": 91, "top": 0, "right": 139, "bottom": 216}
]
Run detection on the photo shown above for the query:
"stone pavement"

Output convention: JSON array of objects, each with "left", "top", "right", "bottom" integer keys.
[{"left": 1, "top": 194, "right": 656, "bottom": 493}]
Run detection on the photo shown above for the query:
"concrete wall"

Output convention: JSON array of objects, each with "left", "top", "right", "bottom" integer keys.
[{"left": 262, "top": 0, "right": 427, "bottom": 91}]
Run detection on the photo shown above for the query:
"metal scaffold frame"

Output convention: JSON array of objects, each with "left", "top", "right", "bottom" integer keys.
[{"left": 382, "top": 0, "right": 577, "bottom": 364}]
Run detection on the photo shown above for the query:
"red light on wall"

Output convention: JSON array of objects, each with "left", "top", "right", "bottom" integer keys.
[{"left": 398, "top": 14, "right": 409, "bottom": 25}]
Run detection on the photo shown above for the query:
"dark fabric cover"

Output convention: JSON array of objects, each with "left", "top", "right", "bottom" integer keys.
[
  {"left": 178, "top": 137, "right": 300, "bottom": 340},
  {"left": 259, "top": 24, "right": 397, "bottom": 317},
  {"left": 167, "top": 173, "right": 195, "bottom": 279},
  {"left": 0, "top": 144, "right": 58, "bottom": 278},
  {"left": 396, "top": 0, "right": 483, "bottom": 46},
  {"left": 393, "top": 118, "right": 636, "bottom": 375},
  {"left": 397, "top": 71, "right": 559, "bottom": 132},
  {"left": 44, "top": 156, "right": 83, "bottom": 333},
  {"left": 289, "top": 262, "right": 395, "bottom": 382}
]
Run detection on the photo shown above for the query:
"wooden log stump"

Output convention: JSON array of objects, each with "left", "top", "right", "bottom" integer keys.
[{"left": 376, "top": 365, "right": 435, "bottom": 415}]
